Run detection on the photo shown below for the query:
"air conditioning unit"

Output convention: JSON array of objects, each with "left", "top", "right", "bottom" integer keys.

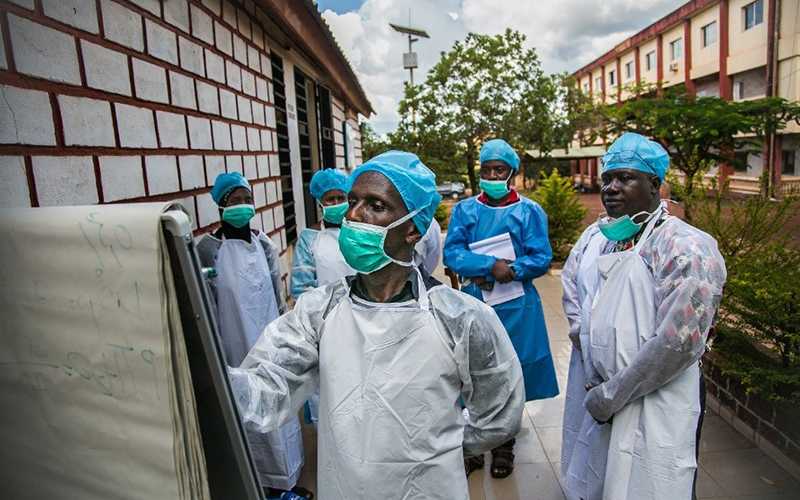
[{"left": 669, "top": 61, "right": 680, "bottom": 72}]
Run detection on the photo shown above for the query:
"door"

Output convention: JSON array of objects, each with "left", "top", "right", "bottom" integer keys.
[
  {"left": 294, "top": 68, "right": 321, "bottom": 228},
  {"left": 270, "top": 54, "right": 297, "bottom": 244}
]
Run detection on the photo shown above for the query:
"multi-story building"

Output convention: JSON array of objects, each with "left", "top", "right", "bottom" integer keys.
[
  {"left": 0, "top": 0, "right": 372, "bottom": 289},
  {"left": 570, "top": 0, "right": 799, "bottom": 194}
]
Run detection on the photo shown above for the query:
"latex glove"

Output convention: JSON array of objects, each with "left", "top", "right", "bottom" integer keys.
[{"left": 584, "top": 383, "right": 613, "bottom": 425}]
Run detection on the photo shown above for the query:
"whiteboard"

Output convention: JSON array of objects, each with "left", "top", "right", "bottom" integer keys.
[{"left": 0, "top": 204, "right": 259, "bottom": 500}]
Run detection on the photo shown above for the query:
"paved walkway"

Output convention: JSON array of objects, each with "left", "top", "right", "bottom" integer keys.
[{"left": 297, "top": 273, "right": 800, "bottom": 499}]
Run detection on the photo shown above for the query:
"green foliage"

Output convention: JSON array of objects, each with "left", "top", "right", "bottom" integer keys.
[
  {"left": 723, "top": 244, "right": 800, "bottom": 369},
  {"left": 693, "top": 184, "right": 800, "bottom": 401},
  {"left": 359, "top": 122, "right": 388, "bottom": 161},
  {"left": 713, "top": 325, "right": 800, "bottom": 403},
  {"left": 396, "top": 29, "right": 567, "bottom": 193},
  {"left": 529, "top": 169, "right": 587, "bottom": 262},
  {"left": 434, "top": 203, "right": 451, "bottom": 230},
  {"left": 694, "top": 177, "right": 799, "bottom": 260}
]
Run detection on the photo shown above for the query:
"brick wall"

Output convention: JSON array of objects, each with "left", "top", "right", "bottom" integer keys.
[
  {"left": 704, "top": 352, "right": 800, "bottom": 478},
  {"left": 331, "top": 93, "right": 362, "bottom": 169},
  {"left": 0, "top": 0, "right": 290, "bottom": 269}
]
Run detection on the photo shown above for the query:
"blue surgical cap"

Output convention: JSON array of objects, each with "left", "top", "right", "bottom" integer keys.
[
  {"left": 480, "top": 139, "right": 520, "bottom": 171},
  {"left": 602, "top": 132, "right": 670, "bottom": 181},
  {"left": 211, "top": 172, "right": 250, "bottom": 205},
  {"left": 350, "top": 150, "right": 442, "bottom": 235},
  {"left": 310, "top": 168, "right": 349, "bottom": 200}
]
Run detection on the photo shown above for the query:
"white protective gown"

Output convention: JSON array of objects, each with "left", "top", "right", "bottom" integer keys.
[
  {"left": 414, "top": 218, "right": 442, "bottom": 274},
  {"left": 229, "top": 271, "right": 524, "bottom": 500},
  {"left": 213, "top": 232, "right": 304, "bottom": 490},
  {"left": 561, "top": 207, "right": 726, "bottom": 500}
]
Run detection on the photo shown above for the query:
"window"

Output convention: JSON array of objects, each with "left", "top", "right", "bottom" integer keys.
[
  {"left": 702, "top": 21, "right": 717, "bottom": 47},
  {"left": 734, "top": 80, "right": 745, "bottom": 100},
  {"left": 645, "top": 50, "right": 656, "bottom": 71},
  {"left": 734, "top": 151, "right": 749, "bottom": 172},
  {"left": 743, "top": 0, "right": 764, "bottom": 30},
  {"left": 583, "top": 82, "right": 590, "bottom": 93},
  {"left": 782, "top": 150, "right": 797, "bottom": 176},
  {"left": 670, "top": 38, "right": 683, "bottom": 61},
  {"left": 609, "top": 70, "right": 616, "bottom": 86},
  {"left": 595, "top": 76, "right": 602, "bottom": 91},
  {"left": 625, "top": 61, "right": 634, "bottom": 80}
]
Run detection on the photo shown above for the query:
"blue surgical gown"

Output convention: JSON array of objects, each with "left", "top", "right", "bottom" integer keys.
[{"left": 444, "top": 196, "right": 559, "bottom": 401}]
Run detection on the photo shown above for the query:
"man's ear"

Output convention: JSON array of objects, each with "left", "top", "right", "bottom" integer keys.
[
  {"left": 405, "top": 222, "right": 422, "bottom": 246},
  {"left": 650, "top": 176, "right": 661, "bottom": 196}
]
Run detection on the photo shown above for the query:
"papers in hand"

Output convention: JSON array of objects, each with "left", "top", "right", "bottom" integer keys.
[{"left": 468, "top": 232, "right": 525, "bottom": 306}]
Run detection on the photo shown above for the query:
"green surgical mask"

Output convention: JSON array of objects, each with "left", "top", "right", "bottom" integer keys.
[
  {"left": 322, "top": 201, "right": 349, "bottom": 225},
  {"left": 597, "top": 210, "right": 652, "bottom": 241},
  {"left": 222, "top": 204, "right": 255, "bottom": 228},
  {"left": 338, "top": 208, "right": 421, "bottom": 274},
  {"left": 479, "top": 177, "right": 511, "bottom": 199}
]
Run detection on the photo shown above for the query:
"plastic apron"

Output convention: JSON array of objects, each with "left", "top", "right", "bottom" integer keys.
[
  {"left": 590, "top": 211, "right": 700, "bottom": 500},
  {"left": 313, "top": 226, "right": 353, "bottom": 286},
  {"left": 215, "top": 237, "right": 304, "bottom": 490},
  {"left": 316, "top": 271, "right": 468, "bottom": 500},
  {"left": 562, "top": 231, "right": 611, "bottom": 500},
  {"left": 306, "top": 226, "right": 354, "bottom": 424}
]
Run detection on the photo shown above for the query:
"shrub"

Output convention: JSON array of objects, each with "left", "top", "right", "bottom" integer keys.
[
  {"left": 723, "top": 244, "right": 800, "bottom": 369},
  {"left": 694, "top": 182, "right": 800, "bottom": 402},
  {"left": 530, "top": 169, "right": 587, "bottom": 262},
  {"left": 434, "top": 203, "right": 451, "bottom": 230}
]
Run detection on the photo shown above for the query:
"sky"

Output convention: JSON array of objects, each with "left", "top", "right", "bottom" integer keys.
[{"left": 318, "top": 0, "right": 683, "bottom": 134}]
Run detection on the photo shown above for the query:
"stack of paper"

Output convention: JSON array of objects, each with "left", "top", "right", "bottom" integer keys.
[
  {"left": 0, "top": 204, "right": 210, "bottom": 500},
  {"left": 468, "top": 232, "right": 525, "bottom": 306}
]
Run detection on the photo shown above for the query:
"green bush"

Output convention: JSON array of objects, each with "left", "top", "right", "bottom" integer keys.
[
  {"left": 434, "top": 203, "right": 451, "bottom": 230},
  {"left": 694, "top": 182, "right": 800, "bottom": 402},
  {"left": 530, "top": 169, "right": 587, "bottom": 262},
  {"left": 723, "top": 244, "right": 800, "bottom": 370},
  {"left": 713, "top": 325, "right": 800, "bottom": 403}
]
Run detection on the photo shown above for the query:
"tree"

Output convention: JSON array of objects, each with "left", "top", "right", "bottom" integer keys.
[
  {"left": 359, "top": 122, "right": 388, "bottom": 161},
  {"left": 589, "top": 86, "right": 800, "bottom": 219},
  {"left": 529, "top": 169, "right": 587, "bottom": 262},
  {"left": 396, "top": 29, "right": 563, "bottom": 194}
]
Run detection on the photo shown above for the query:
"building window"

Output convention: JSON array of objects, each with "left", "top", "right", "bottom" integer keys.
[
  {"left": 734, "top": 80, "right": 745, "bottom": 100},
  {"left": 743, "top": 0, "right": 764, "bottom": 30},
  {"left": 609, "top": 70, "right": 616, "bottom": 86},
  {"left": 595, "top": 76, "right": 602, "bottom": 92},
  {"left": 670, "top": 38, "right": 683, "bottom": 61},
  {"left": 782, "top": 150, "right": 797, "bottom": 176},
  {"left": 583, "top": 82, "right": 590, "bottom": 93},
  {"left": 645, "top": 50, "right": 656, "bottom": 71},
  {"left": 702, "top": 21, "right": 717, "bottom": 47},
  {"left": 625, "top": 61, "right": 634, "bottom": 80},
  {"left": 734, "top": 151, "right": 749, "bottom": 172}
]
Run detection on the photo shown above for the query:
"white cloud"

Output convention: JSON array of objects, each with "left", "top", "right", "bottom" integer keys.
[{"left": 323, "top": 0, "right": 681, "bottom": 134}]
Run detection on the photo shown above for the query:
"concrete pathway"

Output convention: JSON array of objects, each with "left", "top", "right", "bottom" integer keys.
[{"left": 297, "top": 273, "right": 800, "bottom": 499}]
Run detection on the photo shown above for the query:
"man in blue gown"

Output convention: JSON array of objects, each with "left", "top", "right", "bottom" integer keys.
[{"left": 444, "top": 138, "right": 559, "bottom": 478}]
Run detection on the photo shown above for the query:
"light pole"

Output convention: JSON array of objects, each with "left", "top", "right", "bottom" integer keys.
[{"left": 389, "top": 23, "right": 429, "bottom": 125}]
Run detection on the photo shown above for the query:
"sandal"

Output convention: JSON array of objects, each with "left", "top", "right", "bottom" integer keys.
[
  {"left": 490, "top": 447, "right": 515, "bottom": 479},
  {"left": 290, "top": 486, "right": 314, "bottom": 500},
  {"left": 464, "top": 454, "right": 485, "bottom": 477}
]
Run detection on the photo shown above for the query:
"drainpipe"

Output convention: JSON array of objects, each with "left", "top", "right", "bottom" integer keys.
[{"left": 765, "top": 0, "right": 780, "bottom": 196}]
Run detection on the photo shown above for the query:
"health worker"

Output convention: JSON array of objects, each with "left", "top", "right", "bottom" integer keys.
[
  {"left": 443, "top": 138, "right": 559, "bottom": 479},
  {"left": 290, "top": 168, "right": 354, "bottom": 298},
  {"left": 228, "top": 151, "right": 524, "bottom": 500},
  {"left": 560, "top": 132, "right": 726, "bottom": 500},
  {"left": 197, "top": 172, "right": 311, "bottom": 500},
  {"left": 290, "top": 167, "right": 354, "bottom": 426}
]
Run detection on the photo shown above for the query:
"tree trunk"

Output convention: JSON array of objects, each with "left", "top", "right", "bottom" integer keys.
[
  {"left": 466, "top": 141, "right": 478, "bottom": 196},
  {"left": 683, "top": 172, "right": 695, "bottom": 222}
]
